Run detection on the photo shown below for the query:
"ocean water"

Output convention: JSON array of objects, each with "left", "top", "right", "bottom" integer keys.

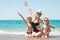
[{"left": 0, "top": 20, "right": 60, "bottom": 32}]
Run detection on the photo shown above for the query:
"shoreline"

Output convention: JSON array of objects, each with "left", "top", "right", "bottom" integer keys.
[
  {"left": 0, "top": 30, "right": 60, "bottom": 40},
  {"left": 0, "top": 34, "right": 60, "bottom": 40},
  {"left": 0, "top": 29, "right": 60, "bottom": 35}
]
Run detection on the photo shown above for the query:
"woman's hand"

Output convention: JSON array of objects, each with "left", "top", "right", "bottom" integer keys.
[
  {"left": 24, "top": 1, "right": 33, "bottom": 17},
  {"left": 24, "top": 1, "right": 28, "bottom": 7}
]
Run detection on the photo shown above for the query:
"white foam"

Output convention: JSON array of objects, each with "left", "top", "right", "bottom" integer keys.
[
  {"left": 49, "top": 30, "right": 60, "bottom": 36},
  {"left": 0, "top": 30, "right": 25, "bottom": 35},
  {"left": 0, "top": 30, "right": 60, "bottom": 36}
]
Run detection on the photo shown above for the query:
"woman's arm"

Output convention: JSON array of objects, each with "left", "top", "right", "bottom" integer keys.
[
  {"left": 24, "top": 2, "right": 34, "bottom": 16},
  {"left": 36, "top": 26, "right": 41, "bottom": 30},
  {"left": 18, "top": 13, "right": 27, "bottom": 23}
]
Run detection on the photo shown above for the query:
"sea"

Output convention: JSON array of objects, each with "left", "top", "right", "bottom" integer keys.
[{"left": 0, "top": 20, "right": 60, "bottom": 35}]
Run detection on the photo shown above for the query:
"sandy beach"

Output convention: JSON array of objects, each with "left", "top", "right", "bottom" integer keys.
[
  {"left": 0, "top": 34, "right": 60, "bottom": 40},
  {"left": 0, "top": 30, "right": 60, "bottom": 40}
]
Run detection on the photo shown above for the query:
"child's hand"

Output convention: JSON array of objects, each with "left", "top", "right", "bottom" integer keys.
[
  {"left": 18, "top": 13, "right": 21, "bottom": 16},
  {"left": 50, "top": 25, "right": 55, "bottom": 29},
  {"left": 53, "top": 27, "right": 55, "bottom": 29}
]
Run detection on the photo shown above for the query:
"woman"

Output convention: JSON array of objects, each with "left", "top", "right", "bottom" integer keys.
[
  {"left": 24, "top": 2, "right": 43, "bottom": 37},
  {"left": 18, "top": 13, "right": 32, "bottom": 37}
]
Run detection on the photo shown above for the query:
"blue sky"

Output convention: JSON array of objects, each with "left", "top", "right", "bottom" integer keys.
[{"left": 0, "top": 0, "right": 60, "bottom": 20}]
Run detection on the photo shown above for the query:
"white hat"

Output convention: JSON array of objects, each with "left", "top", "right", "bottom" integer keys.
[{"left": 36, "top": 10, "right": 42, "bottom": 13}]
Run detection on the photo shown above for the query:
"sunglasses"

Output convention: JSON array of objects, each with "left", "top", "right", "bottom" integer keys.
[{"left": 44, "top": 19, "right": 48, "bottom": 21}]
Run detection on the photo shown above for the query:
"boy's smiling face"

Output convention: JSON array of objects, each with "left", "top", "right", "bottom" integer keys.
[{"left": 26, "top": 17, "right": 32, "bottom": 22}]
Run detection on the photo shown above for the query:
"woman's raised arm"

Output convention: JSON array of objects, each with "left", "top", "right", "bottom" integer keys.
[{"left": 24, "top": 2, "right": 34, "bottom": 16}]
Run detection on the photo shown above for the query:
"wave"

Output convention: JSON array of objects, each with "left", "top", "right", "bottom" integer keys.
[
  {"left": 0, "top": 30, "right": 25, "bottom": 35},
  {"left": 0, "top": 30, "right": 60, "bottom": 36},
  {"left": 50, "top": 29, "right": 60, "bottom": 36}
]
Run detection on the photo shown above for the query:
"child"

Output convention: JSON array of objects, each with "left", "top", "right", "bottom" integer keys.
[
  {"left": 42, "top": 17, "right": 55, "bottom": 38},
  {"left": 18, "top": 13, "right": 32, "bottom": 37}
]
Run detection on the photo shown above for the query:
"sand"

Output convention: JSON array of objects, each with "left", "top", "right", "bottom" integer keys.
[
  {"left": 0, "top": 30, "right": 60, "bottom": 40},
  {"left": 0, "top": 34, "right": 60, "bottom": 40}
]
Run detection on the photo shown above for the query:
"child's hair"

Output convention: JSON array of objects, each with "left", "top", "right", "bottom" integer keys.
[
  {"left": 26, "top": 16, "right": 32, "bottom": 21},
  {"left": 43, "top": 17, "right": 49, "bottom": 25}
]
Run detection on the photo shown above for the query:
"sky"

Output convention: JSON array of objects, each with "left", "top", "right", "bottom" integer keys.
[{"left": 0, "top": 0, "right": 60, "bottom": 20}]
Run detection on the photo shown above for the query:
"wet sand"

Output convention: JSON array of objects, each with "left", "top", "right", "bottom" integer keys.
[
  {"left": 0, "top": 30, "right": 60, "bottom": 40},
  {"left": 0, "top": 34, "right": 60, "bottom": 40}
]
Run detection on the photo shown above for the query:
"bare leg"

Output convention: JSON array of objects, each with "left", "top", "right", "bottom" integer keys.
[
  {"left": 25, "top": 33, "right": 29, "bottom": 37},
  {"left": 35, "top": 31, "right": 42, "bottom": 37},
  {"left": 32, "top": 32, "right": 35, "bottom": 37},
  {"left": 44, "top": 33, "right": 48, "bottom": 38},
  {"left": 28, "top": 34, "right": 32, "bottom": 37}
]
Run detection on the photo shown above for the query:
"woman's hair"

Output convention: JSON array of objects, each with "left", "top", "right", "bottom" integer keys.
[
  {"left": 43, "top": 17, "right": 49, "bottom": 25},
  {"left": 26, "top": 16, "right": 32, "bottom": 21}
]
